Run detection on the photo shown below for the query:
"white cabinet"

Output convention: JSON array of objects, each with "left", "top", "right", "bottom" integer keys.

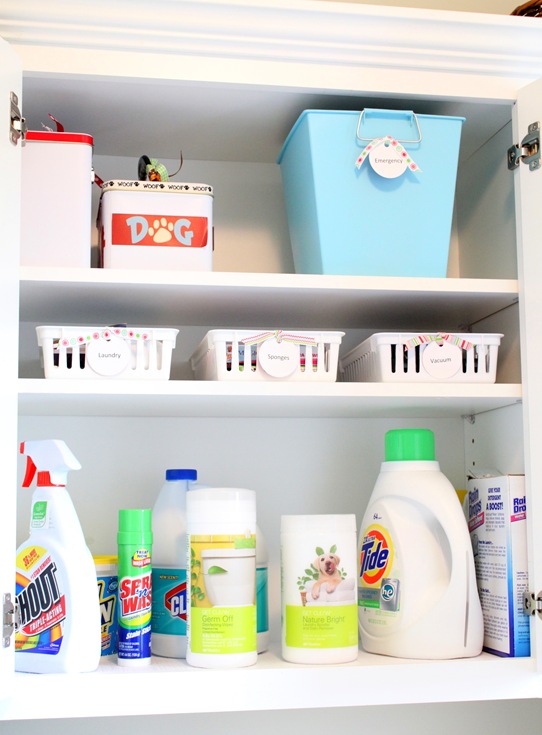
[
  {"left": 0, "top": 35, "right": 22, "bottom": 706},
  {"left": 1, "top": 0, "right": 542, "bottom": 722}
]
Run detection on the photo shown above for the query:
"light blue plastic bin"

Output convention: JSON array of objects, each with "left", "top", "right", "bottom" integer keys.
[{"left": 277, "top": 109, "right": 465, "bottom": 277}]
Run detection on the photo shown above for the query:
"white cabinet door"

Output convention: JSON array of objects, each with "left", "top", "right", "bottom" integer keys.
[
  {"left": 0, "top": 36, "right": 22, "bottom": 698},
  {"left": 513, "top": 75, "right": 542, "bottom": 670}
]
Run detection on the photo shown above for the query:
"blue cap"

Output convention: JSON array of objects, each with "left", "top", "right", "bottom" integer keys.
[{"left": 165, "top": 468, "right": 197, "bottom": 481}]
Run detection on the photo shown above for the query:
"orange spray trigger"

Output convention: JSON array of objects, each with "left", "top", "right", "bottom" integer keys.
[{"left": 23, "top": 456, "right": 37, "bottom": 488}]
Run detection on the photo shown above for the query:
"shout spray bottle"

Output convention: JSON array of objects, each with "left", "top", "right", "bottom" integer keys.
[
  {"left": 117, "top": 509, "right": 153, "bottom": 666},
  {"left": 15, "top": 440, "right": 101, "bottom": 673}
]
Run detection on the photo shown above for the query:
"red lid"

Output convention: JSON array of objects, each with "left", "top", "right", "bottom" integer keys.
[{"left": 26, "top": 130, "right": 93, "bottom": 145}]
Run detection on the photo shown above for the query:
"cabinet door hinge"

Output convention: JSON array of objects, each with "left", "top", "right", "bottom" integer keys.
[
  {"left": 9, "top": 91, "right": 27, "bottom": 147},
  {"left": 508, "top": 121, "right": 540, "bottom": 171},
  {"left": 523, "top": 590, "right": 542, "bottom": 619},
  {"left": 2, "top": 593, "right": 16, "bottom": 648}
]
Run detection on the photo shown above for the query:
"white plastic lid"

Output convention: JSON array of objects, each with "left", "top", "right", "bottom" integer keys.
[
  {"left": 281, "top": 514, "right": 356, "bottom": 534},
  {"left": 186, "top": 487, "right": 256, "bottom": 527},
  {"left": 93, "top": 555, "right": 118, "bottom": 571},
  {"left": 201, "top": 548, "right": 255, "bottom": 559}
]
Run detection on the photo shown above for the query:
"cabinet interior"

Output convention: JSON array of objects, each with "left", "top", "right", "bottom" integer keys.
[{"left": 16, "top": 71, "right": 525, "bottom": 654}]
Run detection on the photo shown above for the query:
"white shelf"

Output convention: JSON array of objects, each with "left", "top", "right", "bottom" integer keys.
[
  {"left": 18, "top": 268, "right": 521, "bottom": 417},
  {"left": 18, "top": 379, "right": 521, "bottom": 418},
  {"left": 1, "top": 648, "right": 538, "bottom": 720},
  {"left": 19, "top": 268, "right": 518, "bottom": 330}
]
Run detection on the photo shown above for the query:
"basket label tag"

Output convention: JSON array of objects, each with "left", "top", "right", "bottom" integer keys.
[
  {"left": 421, "top": 340, "right": 461, "bottom": 378},
  {"left": 86, "top": 334, "right": 131, "bottom": 376},
  {"left": 258, "top": 337, "right": 298, "bottom": 378},
  {"left": 369, "top": 144, "right": 408, "bottom": 179},
  {"left": 355, "top": 135, "right": 422, "bottom": 179}
]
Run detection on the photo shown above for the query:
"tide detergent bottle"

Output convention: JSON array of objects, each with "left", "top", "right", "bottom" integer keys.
[
  {"left": 358, "top": 428, "right": 483, "bottom": 659},
  {"left": 15, "top": 440, "right": 101, "bottom": 673}
]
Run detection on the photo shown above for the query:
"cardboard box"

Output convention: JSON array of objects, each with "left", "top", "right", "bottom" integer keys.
[
  {"left": 98, "top": 180, "right": 213, "bottom": 270},
  {"left": 465, "top": 474, "right": 530, "bottom": 657}
]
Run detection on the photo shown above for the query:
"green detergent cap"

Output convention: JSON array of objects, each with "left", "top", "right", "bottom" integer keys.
[
  {"left": 117, "top": 508, "right": 153, "bottom": 545},
  {"left": 385, "top": 428, "right": 435, "bottom": 461}
]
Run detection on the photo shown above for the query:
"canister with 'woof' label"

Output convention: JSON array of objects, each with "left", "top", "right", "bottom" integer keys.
[
  {"left": 98, "top": 180, "right": 213, "bottom": 271},
  {"left": 281, "top": 514, "right": 358, "bottom": 664}
]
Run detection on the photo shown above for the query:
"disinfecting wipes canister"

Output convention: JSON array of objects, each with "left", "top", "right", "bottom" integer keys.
[
  {"left": 281, "top": 514, "right": 359, "bottom": 664},
  {"left": 93, "top": 555, "right": 119, "bottom": 656},
  {"left": 186, "top": 488, "right": 257, "bottom": 669}
]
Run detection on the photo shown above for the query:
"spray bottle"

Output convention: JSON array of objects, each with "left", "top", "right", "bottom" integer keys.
[{"left": 15, "top": 440, "right": 101, "bottom": 673}]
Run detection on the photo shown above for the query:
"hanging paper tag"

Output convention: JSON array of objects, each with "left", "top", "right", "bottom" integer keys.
[
  {"left": 369, "top": 142, "right": 409, "bottom": 179},
  {"left": 356, "top": 136, "right": 421, "bottom": 178},
  {"left": 258, "top": 337, "right": 298, "bottom": 378},
  {"left": 86, "top": 334, "right": 131, "bottom": 376},
  {"left": 421, "top": 340, "right": 462, "bottom": 379}
]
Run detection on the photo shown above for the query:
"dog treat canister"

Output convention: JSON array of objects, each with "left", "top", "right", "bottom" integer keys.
[
  {"left": 280, "top": 514, "right": 358, "bottom": 664},
  {"left": 186, "top": 487, "right": 257, "bottom": 669}
]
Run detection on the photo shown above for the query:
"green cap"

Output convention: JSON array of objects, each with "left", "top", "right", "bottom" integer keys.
[
  {"left": 385, "top": 429, "right": 435, "bottom": 462},
  {"left": 117, "top": 509, "right": 153, "bottom": 545}
]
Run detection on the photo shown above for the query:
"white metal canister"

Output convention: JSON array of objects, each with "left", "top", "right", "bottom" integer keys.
[
  {"left": 20, "top": 130, "right": 93, "bottom": 268},
  {"left": 186, "top": 488, "right": 257, "bottom": 669},
  {"left": 281, "top": 514, "right": 358, "bottom": 664}
]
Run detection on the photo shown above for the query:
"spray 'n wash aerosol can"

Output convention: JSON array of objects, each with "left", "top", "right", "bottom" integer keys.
[{"left": 15, "top": 440, "right": 101, "bottom": 673}]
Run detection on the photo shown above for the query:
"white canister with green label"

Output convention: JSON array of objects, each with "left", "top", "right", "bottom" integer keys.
[
  {"left": 186, "top": 487, "right": 257, "bottom": 669},
  {"left": 281, "top": 514, "right": 358, "bottom": 664}
]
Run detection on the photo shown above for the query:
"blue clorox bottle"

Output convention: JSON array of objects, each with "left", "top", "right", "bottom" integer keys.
[{"left": 151, "top": 468, "right": 197, "bottom": 658}]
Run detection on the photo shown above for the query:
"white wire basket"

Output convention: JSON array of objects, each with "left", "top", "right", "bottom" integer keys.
[
  {"left": 190, "top": 329, "right": 345, "bottom": 382},
  {"left": 339, "top": 332, "right": 503, "bottom": 384},
  {"left": 36, "top": 325, "right": 179, "bottom": 380}
]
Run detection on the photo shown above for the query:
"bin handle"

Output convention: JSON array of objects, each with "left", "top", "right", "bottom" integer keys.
[{"left": 356, "top": 109, "right": 423, "bottom": 144}]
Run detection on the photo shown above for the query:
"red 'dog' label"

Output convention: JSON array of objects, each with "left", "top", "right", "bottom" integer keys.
[{"left": 111, "top": 214, "right": 209, "bottom": 248}]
